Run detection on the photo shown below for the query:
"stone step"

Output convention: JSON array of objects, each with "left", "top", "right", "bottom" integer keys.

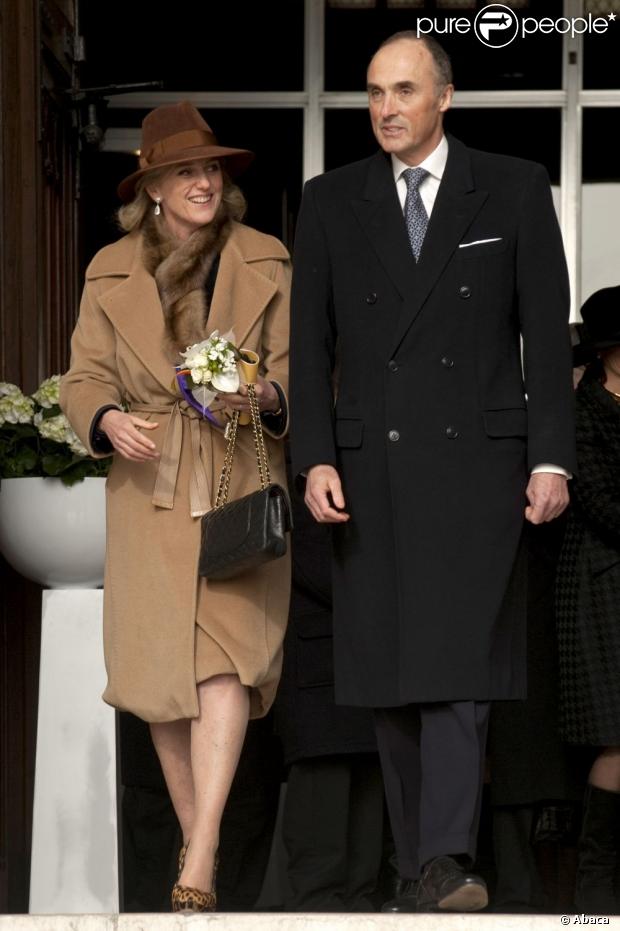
[{"left": 0, "top": 914, "right": 615, "bottom": 931}]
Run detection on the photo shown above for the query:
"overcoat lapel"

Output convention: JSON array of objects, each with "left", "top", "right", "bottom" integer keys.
[
  {"left": 98, "top": 239, "right": 174, "bottom": 394},
  {"left": 388, "top": 138, "right": 488, "bottom": 356},
  {"left": 351, "top": 140, "right": 489, "bottom": 358},
  {"left": 208, "top": 237, "right": 279, "bottom": 349},
  {"left": 351, "top": 151, "right": 418, "bottom": 305}
]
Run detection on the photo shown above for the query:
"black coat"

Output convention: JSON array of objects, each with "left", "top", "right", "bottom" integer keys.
[
  {"left": 290, "top": 135, "right": 576, "bottom": 707},
  {"left": 556, "top": 376, "right": 620, "bottom": 745}
]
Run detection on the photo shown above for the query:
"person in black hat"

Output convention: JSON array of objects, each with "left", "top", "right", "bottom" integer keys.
[{"left": 556, "top": 285, "right": 620, "bottom": 913}]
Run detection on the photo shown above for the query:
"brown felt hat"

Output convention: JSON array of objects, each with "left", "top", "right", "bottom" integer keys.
[{"left": 117, "top": 100, "right": 254, "bottom": 203}]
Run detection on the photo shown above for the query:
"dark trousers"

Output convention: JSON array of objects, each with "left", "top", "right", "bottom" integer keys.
[
  {"left": 282, "top": 754, "right": 384, "bottom": 911},
  {"left": 373, "top": 700, "right": 491, "bottom": 880}
]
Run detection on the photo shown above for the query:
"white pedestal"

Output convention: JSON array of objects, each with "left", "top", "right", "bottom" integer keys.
[{"left": 29, "top": 589, "right": 119, "bottom": 914}]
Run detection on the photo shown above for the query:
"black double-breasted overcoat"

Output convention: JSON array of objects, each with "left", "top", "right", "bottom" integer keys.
[{"left": 290, "top": 135, "right": 576, "bottom": 708}]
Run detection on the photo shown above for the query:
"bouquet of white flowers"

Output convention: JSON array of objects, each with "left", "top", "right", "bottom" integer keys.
[
  {"left": 175, "top": 330, "right": 243, "bottom": 422},
  {"left": 0, "top": 376, "right": 110, "bottom": 485}
]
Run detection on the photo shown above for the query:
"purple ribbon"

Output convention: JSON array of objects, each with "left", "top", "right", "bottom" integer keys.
[{"left": 175, "top": 368, "right": 222, "bottom": 428}]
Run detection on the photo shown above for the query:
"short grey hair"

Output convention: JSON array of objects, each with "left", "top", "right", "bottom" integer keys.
[{"left": 374, "top": 31, "right": 453, "bottom": 90}]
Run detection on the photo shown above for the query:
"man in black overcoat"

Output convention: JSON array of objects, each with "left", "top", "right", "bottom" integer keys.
[{"left": 289, "top": 32, "right": 576, "bottom": 912}]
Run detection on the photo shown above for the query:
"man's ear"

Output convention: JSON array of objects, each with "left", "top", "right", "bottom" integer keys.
[{"left": 438, "top": 83, "right": 454, "bottom": 113}]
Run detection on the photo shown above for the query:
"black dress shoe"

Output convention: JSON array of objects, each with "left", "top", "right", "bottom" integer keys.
[
  {"left": 416, "top": 855, "right": 488, "bottom": 912},
  {"left": 380, "top": 878, "right": 419, "bottom": 913}
]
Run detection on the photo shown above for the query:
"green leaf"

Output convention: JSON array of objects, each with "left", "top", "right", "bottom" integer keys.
[
  {"left": 41, "top": 452, "right": 73, "bottom": 476},
  {"left": 41, "top": 404, "right": 61, "bottom": 420}
]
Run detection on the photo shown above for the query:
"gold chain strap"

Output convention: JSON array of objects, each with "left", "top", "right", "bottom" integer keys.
[
  {"left": 213, "top": 384, "right": 271, "bottom": 509},
  {"left": 247, "top": 383, "right": 271, "bottom": 489},
  {"left": 214, "top": 409, "right": 240, "bottom": 508}
]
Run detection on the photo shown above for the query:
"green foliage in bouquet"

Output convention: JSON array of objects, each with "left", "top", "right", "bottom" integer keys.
[{"left": 0, "top": 376, "right": 110, "bottom": 486}]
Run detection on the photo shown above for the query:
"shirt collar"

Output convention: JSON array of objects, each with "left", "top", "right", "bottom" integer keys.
[{"left": 392, "top": 135, "right": 449, "bottom": 185}]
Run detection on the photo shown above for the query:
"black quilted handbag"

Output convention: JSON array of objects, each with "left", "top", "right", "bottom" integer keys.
[{"left": 199, "top": 383, "right": 291, "bottom": 581}]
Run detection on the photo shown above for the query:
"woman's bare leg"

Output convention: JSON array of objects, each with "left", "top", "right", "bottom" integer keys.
[
  {"left": 149, "top": 717, "right": 194, "bottom": 843},
  {"left": 160, "top": 673, "right": 249, "bottom": 891}
]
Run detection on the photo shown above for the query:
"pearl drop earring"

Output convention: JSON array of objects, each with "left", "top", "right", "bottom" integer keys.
[{"left": 154, "top": 197, "right": 162, "bottom": 216}]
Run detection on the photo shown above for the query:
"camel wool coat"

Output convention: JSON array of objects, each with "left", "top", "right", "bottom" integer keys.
[{"left": 61, "top": 221, "right": 291, "bottom": 723}]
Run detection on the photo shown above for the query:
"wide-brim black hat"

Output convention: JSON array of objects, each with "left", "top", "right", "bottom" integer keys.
[
  {"left": 573, "top": 285, "right": 620, "bottom": 365},
  {"left": 571, "top": 323, "right": 593, "bottom": 368}
]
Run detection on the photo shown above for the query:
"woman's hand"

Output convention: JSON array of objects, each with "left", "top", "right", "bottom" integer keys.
[
  {"left": 99, "top": 410, "right": 160, "bottom": 462},
  {"left": 217, "top": 375, "right": 280, "bottom": 413}
]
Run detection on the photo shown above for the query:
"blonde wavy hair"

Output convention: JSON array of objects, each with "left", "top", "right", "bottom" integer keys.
[{"left": 117, "top": 160, "right": 247, "bottom": 232}]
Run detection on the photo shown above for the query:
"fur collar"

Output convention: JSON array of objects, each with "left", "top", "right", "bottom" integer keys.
[{"left": 142, "top": 209, "right": 232, "bottom": 355}]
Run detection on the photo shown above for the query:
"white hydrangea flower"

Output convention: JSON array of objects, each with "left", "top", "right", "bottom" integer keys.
[
  {"left": 34, "top": 411, "right": 71, "bottom": 444},
  {"left": 0, "top": 392, "right": 35, "bottom": 426},
  {"left": 32, "top": 374, "right": 61, "bottom": 408},
  {"left": 66, "top": 426, "right": 88, "bottom": 457},
  {"left": 0, "top": 381, "right": 22, "bottom": 398},
  {"left": 33, "top": 411, "right": 86, "bottom": 456}
]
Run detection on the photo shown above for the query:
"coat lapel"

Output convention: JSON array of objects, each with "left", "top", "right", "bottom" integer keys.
[
  {"left": 97, "top": 237, "right": 176, "bottom": 394},
  {"left": 97, "top": 226, "right": 280, "bottom": 391},
  {"left": 207, "top": 232, "right": 279, "bottom": 350},
  {"left": 388, "top": 137, "right": 488, "bottom": 356},
  {"left": 351, "top": 151, "right": 418, "bottom": 305}
]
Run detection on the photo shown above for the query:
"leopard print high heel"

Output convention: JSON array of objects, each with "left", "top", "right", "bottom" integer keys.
[
  {"left": 171, "top": 849, "right": 219, "bottom": 913},
  {"left": 171, "top": 882, "right": 216, "bottom": 912}
]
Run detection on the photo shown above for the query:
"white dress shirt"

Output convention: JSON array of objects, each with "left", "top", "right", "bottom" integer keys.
[
  {"left": 390, "top": 137, "right": 569, "bottom": 480},
  {"left": 392, "top": 135, "right": 448, "bottom": 218}
]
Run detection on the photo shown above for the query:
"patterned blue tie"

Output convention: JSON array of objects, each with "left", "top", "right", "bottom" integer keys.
[{"left": 403, "top": 167, "right": 429, "bottom": 262}]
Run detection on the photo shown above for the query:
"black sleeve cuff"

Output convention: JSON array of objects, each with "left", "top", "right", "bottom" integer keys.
[
  {"left": 260, "top": 382, "right": 287, "bottom": 436},
  {"left": 90, "top": 404, "right": 120, "bottom": 454}
]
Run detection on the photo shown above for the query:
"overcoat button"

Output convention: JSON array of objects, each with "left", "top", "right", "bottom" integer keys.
[
  {"left": 366, "top": 292, "right": 377, "bottom": 304},
  {"left": 459, "top": 285, "right": 472, "bottom": 299},
  {"left": 388, "top": 360, "right": 399, "bottom": 373},
  {"left": 388, "top": 430, "right": 400, "bottom": 442},
  {"left": 446, "top": 426, "right": 459, "bottom": 439},
  {"left": 441, "top": 356, "right": 454, "bottom": 368}
]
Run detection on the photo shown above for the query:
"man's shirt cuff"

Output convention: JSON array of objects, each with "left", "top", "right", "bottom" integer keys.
[{"left": 531, "top": 463, "right": 572, "bottom": 479}]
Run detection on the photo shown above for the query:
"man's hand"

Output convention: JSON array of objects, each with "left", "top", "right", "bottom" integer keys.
[
  {"left": 305, "top": 464, "right": 350, "bottom": 524},
  {"left": 525, "top": 472, "right": 569, "bottom": 524},
  {"left": 99, "top": 410, "right": 160, "bottom": 462}
]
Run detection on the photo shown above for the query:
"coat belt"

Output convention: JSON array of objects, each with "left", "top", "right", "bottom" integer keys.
[{"left": 131, "top": 401, "right": 215, "bottom": 518}]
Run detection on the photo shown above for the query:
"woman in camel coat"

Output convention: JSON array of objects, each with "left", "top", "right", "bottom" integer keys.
[{"left": 60, "top": 101, "right": 290, "bottom": 912}]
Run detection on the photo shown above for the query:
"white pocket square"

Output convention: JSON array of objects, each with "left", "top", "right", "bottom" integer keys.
[{"left": 459, "top": 237, "right": 503, "bottom": 248}]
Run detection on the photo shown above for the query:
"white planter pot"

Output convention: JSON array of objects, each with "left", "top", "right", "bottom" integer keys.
[{"left": 0, "top": 476, "right": 106, "bottom": 588}]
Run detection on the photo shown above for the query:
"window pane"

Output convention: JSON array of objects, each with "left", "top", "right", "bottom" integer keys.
[
  {"left": 582, "top": 108, "right": 620, "bottom": 302},
  {"left": 325, "top": 107, "right": 561, "bottom": 184},
  {"left": 583, "top": 13, "right": 620, "bottom": 89},
  {"left": 325, "top": 0, "right": 563, "bottom": 91},
  {"left": 445, "top": 108, "right": 561, "bottom": 183},
  {"left": 81, "top": 1, "right": 304, "bottom": 91},
  {"left": 324, "top": 110, "right": 377, "bottom": 170}
]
